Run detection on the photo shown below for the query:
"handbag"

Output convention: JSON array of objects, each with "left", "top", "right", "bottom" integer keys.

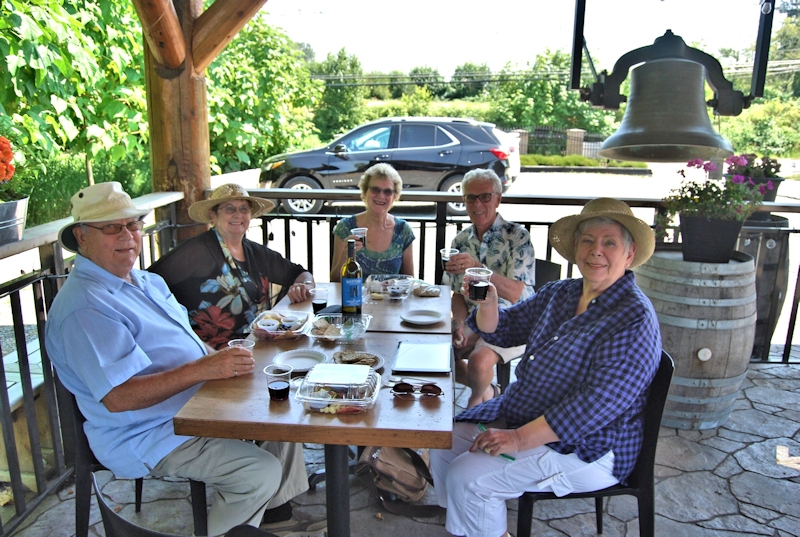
[{"left": 356, "top": 446, "right": 445, "bottom": 517}]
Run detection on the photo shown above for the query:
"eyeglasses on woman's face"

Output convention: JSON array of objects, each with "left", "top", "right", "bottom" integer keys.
[
  {"left": 463, "top": 192, "right": 497, "bottom": 204},
  {"left": 217, "top": 203, "right": 252, "bottom": 215},
  {"left": 369, "top": 186, "right": 396, "bottom": 197},
  {"left": 82, "top": 219, "right": 145, "bottom": 235},
  {"left": 391, "top": 382, "right": 443, "bottom": 397}
]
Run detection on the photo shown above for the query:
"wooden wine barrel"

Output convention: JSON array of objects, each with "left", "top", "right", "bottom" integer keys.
[{"left": 635, "top": 251, "right": 756, "bottom": 430}]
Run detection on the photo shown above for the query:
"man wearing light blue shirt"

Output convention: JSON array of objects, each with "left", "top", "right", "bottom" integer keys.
[{"left": 45, "top": 183, "right": 308, "bottom": 536}]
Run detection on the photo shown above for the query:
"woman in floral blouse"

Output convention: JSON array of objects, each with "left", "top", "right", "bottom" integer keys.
[{"left": 150, "top": 184, "right": 313, "bottom": 349}]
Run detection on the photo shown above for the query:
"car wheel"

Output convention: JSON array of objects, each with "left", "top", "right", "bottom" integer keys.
[
  {"left": 440, "top": 174, "right": 467, "bottom": 216},
  {"left": 280, "top": 176, "right": 324, "bottom": 215}
]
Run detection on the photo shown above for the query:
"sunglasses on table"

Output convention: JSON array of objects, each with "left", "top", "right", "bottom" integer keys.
[
  {"left": 368, "top": 186, "right": 396, "bottom": 197},
  {"left": 391, "top": 382, "right": 443, "bottom": 397},
  {"left": 82, "top": 219, "right": 145, "bottom": 235}
]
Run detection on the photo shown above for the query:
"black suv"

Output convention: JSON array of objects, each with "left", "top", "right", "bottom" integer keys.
[{"left": 259, "top": 117, "right": 518, "bottom": 215}]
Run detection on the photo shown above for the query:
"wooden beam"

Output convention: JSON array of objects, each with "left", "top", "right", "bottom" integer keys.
[
  {"left": 192, "top": 0, "right": 267, "bottom": 73},
  {"left": 132, "top": 0, "right": 186, "bottom": 69}
]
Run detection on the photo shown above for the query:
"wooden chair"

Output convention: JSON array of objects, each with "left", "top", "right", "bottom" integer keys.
[
  {"left": 516, "top": 351, "right": 674, "bottom": 537},
  {"left": 56, "top": 376, "right": 208, "bottom": 536},
  {"left": 91, "top": 469, "right": 278, "bottom": 537},
  {"left": 496, "top": 259, "right": 562, "bottom": 392}
]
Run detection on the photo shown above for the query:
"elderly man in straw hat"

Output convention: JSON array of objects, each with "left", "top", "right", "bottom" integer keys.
[
  {"left": 150, "top": 183, "right": 314, "bottom": 350},
  {"left": 45, "top": 182, "right": 313, "bottom": 536},
  {"left": 430, "top": 198, "right": 661, "bottom": 537}
]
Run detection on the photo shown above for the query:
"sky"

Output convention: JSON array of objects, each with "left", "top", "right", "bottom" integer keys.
[{"left": 261, "top": 0, "right": 787, "bottom": 76}]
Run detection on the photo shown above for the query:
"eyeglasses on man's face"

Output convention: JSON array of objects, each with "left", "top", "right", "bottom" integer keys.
[
  {"left": 217, "top": 204, "right": 252, "bottom": 215},
  {"left": 368, "top": 186, "right": 396, "bottom": 197},
  {"left": 82, "top": 219, "right": 145, "bottom": 235},
  {"left": 463, "top": 192, "right": 497, "bottom": 204}
]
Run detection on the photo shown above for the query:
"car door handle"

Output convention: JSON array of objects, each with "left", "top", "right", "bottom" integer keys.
[
  {"left": 439, "top": 150, "right": 453, "bottom": 156},
  {"left": 376, "top": 154, "right": 390, "bottom": 160}
]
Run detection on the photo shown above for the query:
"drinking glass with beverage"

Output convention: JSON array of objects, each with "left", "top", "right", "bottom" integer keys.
[
  {"left": 464, "top": 267, "right": 492, "bottom": 301},
  {"left": 264, "top": 364, "right": 293, "bottom": 401},
  {"left": 351, "top": 227, "right": 368, "bottom": 248},
  {"left": 440, "top": 248, "right": 459, "bottom": 271},
  {"left": 310, "top": 288, "right": 329, "bottom": 314},
  {"left": 228, "top": 339, "right": 255, "bottom": 350}
]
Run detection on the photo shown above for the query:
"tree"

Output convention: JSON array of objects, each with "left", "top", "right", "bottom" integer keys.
[
  {"left": 769, "top": 10, "right": 800, "bottom": 98},
  {"left": 409, "top": 66, "right": 447, "bottom": 98},
  {"left": 206, "top": 15, "right": 321, "bottom": 173},
  {"left": 312, "top": 48, "right": 366, "bottom": 142},
  {"left": 364, "top": 71, "right": 392, "bottom": 100},
  {"left": 450, "top": 62, "right": 491, "bottom": 99}
]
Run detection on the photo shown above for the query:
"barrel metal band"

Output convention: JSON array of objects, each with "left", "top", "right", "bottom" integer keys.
[
  {"left": 635, "top": 267, "right": 754, "bottom": 288},
  {"left": 667, "top": 391, "right": 740, "bottom": 405},
  {"left": 656, "top": 312, "right": 756, "bottom": 330},
  {"left": 641, "top": 288, "right": 756, "bottom": 307},
  {"left": 669, "top": 372, "right": 748, "bottom": 388}
]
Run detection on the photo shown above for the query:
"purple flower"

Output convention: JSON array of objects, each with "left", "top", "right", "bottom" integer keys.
[
  {"left": 731, "top": 174, "right": 745, "bottom": 184},
  {"left": 687, "top": 158, "right": 705, "bottom": 169},
  {"left": 748, "top": 178, "right": 755, "bottom": 186},
  {"left": 759, "top": 184, "right": 767, "bottom": 195},
  {"left": 767, "top": 180, "right": 774, "bottom": 191},
  {"left": 703, "top": 162, "right": 717, "bottom": 172}
]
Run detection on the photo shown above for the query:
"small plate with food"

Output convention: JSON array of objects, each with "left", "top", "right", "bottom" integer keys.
[
  {"left": 250, "top": 311, "right": 310, "bottom": 341},
  {"left": 332, "top": 350, "right": 385, "bottom": 370}
]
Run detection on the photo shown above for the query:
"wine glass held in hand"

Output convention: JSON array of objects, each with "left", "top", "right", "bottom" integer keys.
[{"left": 465, "top": 267, "right": 492, "bottom": 301}]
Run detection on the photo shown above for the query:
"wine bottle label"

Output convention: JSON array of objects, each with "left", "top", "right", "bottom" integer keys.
[{"left": 342, "top": 278, "right": 362, "bottom": 308}]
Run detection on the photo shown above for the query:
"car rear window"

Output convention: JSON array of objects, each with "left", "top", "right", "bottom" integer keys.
[{"left": 448, "top": 124, "right": 497, "bottom": 144}]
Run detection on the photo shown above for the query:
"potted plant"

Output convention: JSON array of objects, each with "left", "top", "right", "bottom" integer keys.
[
  {"left": 657, "top": 157, "right": 773, "bottom": 263},
  {"left": 724, "top": 154, "right": 782, "bottom": 221},
  {"left": 0, "top": 135, "right": 30, "bottom": 246}
]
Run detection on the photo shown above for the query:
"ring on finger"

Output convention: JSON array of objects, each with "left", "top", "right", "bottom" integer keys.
[{"left": 234, "top": 371, "right": 238, "bottom": 376}]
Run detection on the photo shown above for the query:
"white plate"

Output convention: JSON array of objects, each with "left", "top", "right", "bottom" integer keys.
[
  {"left": 273, "top": 350, "right": 328, "bottom": 373},
  {"left": 400, "top": 310, "right": 445, "bottom": 326}
]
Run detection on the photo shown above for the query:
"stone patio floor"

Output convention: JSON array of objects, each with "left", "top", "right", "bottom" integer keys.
[{"left": 9, "top": 351, "right": 800, "bottom": 537}]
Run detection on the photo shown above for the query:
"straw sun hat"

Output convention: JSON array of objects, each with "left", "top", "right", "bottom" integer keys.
[
  {"left": 548, "top": 198, "right": 655, "bottom": 269},
  {"left": 188, "top": 183, "right": 275, "bottom": 224},
  {"left": 58, "top": 182, "right": 151, "bottom": 253}
]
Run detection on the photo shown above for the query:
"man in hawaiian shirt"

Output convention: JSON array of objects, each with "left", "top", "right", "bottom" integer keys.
[{"left": 444, "top": 169, "right": 535, "bottom": 407}]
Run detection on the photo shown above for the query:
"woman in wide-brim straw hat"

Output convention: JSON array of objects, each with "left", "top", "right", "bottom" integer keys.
[
  {"left": 149, "top": 184, "right": 314, "bottom": 349},
  {"left": 429, "top": 198, "right": 661, "bottom": 537}
]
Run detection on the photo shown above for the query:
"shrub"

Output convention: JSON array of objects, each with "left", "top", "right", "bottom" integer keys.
[{"left": 519, "top": 154, "right": 648, "bottom": 168}]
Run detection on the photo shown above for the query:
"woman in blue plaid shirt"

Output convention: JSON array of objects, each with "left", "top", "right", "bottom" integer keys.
[{"left": 430, "top": 198, "right": 661, "bottom": 537}]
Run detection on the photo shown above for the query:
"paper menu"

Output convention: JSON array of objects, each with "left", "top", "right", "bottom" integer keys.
[{"left": 392, "top": 342, "right": 452, "bottom": 373}]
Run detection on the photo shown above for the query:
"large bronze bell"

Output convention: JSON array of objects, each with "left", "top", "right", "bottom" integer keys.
[{"left": 598, "top": 59, "right": 734, "bottom": 162}]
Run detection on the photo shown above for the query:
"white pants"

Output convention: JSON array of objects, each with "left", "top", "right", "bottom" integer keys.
[
  {"left": 430, "top": 422, "right": 618, "bottom": 537},
  {"left": 150, "top": 437, "right": 308, "bottom": 537}
]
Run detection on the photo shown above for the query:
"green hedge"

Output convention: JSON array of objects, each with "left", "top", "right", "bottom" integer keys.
[
  {"left": 25, "top": 154, "right": 151, "bottom": 227},
  {"left": 520, "top": 154, "right": 649, "bottom": 168}
]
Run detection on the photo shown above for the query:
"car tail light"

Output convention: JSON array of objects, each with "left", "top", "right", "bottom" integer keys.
[{"left": 490, "top": 148, "right": 510, "bottom": 160}]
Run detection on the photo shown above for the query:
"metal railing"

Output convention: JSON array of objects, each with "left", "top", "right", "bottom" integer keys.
[{"left": 0, "top": 187, "right": 798, "bottom": 532}]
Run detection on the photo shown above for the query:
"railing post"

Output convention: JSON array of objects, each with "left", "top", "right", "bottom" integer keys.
[{"left": 434, "top": 201, "right": 448, "bottom": 285}]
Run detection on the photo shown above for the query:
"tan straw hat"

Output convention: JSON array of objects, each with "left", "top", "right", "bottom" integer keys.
[
  {"left": 188, "top": 183, "right": 275, "bottom": 224},
  {"left": 58, "top": 182, "right": 151, "bottom": 253},
  {"left": 548, "top": 198, "right": 655, "bottom": 269}
]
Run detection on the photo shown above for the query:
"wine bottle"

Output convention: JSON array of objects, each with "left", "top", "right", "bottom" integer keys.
[{"left": 341, "top": 239, "right": 362, "bottom": 317}]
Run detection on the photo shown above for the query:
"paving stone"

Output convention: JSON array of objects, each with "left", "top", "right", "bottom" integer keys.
[
  {"left": 771, "top": 515, "right": 800, "bottom": 536},
  {"left": 740, "top": 502, "right": 782, "bottom": 524},
  {"left": 777, "top": 408, "right": 800, "bottom": 424},
  {"left": 734, "top": 437, "right": 800, "bottom": 478},
  {"left": 713, "top": 455, "right": 744, "bottom": 479},
  {"left": 656, "top": 435, "right": 727, "bottom": 472},
  {"left": 731, "top": 471, "right": 800, "bottom": 518},
  {"left": 11, "top": 496, "right": 89, "bottom": 537},
  {"left": 103, "top": 477, "right": 191, "bottom": 504},
  {"left": 550, "top": 511, "right": 625, "bottom": 537},
  {"left": 532, "top": 497, "right": 594, "bottom": 520},
  {"left": 753, "top": 401, "right": 786, "bottom": 413},
  {"left": 723, "top": 408, "right": 800, "bottom": 438},
  {"left": 698, "top": 513, "right": 774, "bottom": 534},
  {"left": 349, "top": 505, "right": 450, "bottom": 535},
  {"left": 656, "top": 472, "right": 738, "bottom": 523},
  {"left": 509, "top": 511, "right": 570, "bottom": 536},
  {"left": 746, "top": 385, "right": 800, "bottom": 412},
  {"left": 751, "top": 377, "right": 800, "bottom": 392},
  {"left": 654, "top": 463, "right": 683, "bottom": 478},
  {"left": 647, "top": 515, "right": 752, "bottom": 536},
  {"left": 730, "top": 397, "right": 752, "bottom": 411},
  {"left": 606, "top": 494, "right": 638, "bottom": 522},
  {"left": 116, "top": 500, "right": 194, "bottom": 534},
  {"left": 717, "top": 427, "right": 765, "bottom": 443},
  {"left": 676, "top": 428, "right": 720, "bottom": 442},
  {"left": 699, "top": 435, "right": 746, "bottom": 454}
]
